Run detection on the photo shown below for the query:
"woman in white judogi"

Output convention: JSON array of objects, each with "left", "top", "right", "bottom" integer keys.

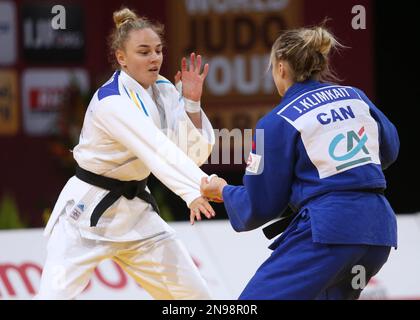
[{"left": 35, "top": 8, "right": 216, "bottom": 300}]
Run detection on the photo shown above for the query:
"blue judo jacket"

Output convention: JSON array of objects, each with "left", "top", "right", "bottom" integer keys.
[{"left": 223, "top": 80, "right": 399, "bottom": 247}]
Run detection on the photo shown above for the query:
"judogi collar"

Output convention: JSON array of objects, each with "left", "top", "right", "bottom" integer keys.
[
  {"left": 119, "top": 69, "right": 145, "bottom": 93},
  {"left": 119, "top": 70, "right": 167, "bottom": 130}
]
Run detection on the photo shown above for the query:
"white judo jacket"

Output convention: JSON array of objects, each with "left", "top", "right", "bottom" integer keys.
[{"left": 44, "top": 70, "right": 215, "bottom": 241}]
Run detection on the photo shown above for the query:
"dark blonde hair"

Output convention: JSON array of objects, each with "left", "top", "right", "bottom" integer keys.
[
  {"left": 270, "top": 24, "right": 342, "bottom": 83},
  {"left": 107, "top": 7, "right": 164, "bottom": 69}
]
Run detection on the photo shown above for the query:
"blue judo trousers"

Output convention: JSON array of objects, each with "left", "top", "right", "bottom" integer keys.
[
  {"left": 239, "top": 209, "right": 391, "bottom": 300},
  {"left": 222, "top": 80, "right": 399, "bottom": 300}
]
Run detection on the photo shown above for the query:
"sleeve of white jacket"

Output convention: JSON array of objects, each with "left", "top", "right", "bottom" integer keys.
[
  {"left": 169, "top": 83, "right": 215, "bottom": 166},
  {"left": 93, "top": 96, "right": 207, "bottom": 207}
]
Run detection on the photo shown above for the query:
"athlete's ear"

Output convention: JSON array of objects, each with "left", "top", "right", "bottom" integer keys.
[
  {"left": 277, "top": 61, "right": 287, "bottom": 79},
  {"left": 115, "top": 49, "right": 127, "bottom": 68}
]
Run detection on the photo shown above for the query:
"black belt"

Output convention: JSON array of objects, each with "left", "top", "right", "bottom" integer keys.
[
  {"left": 75, "top": 165, "right": 160, "bottom": 227},
  {"left": 262, "top": 188, "right": 385, "bottom": 240},
  {"left": 262, "top": 206, "right": 297, "bottom": 240}
]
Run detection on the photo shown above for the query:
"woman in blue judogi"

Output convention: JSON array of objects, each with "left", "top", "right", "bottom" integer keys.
[{"left": 201, "top": 25, "right": 399, "bottom": 299}]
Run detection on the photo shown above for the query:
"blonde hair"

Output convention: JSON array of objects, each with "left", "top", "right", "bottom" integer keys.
[
  {"left": 270, "top": 24, "right": 342, "bottom": 83},
  {"left": 108, "top": 7, "right": 164, "bottom": 69}
]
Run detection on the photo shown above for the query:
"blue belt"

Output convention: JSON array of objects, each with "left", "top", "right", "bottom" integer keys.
[{"left": 262, "top": 188, "right": 385, "bottom": 240}]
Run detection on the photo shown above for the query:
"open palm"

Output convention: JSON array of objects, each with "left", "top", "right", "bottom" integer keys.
[{"left": 174, "top": 53, "right": 209, "bottom": 102}]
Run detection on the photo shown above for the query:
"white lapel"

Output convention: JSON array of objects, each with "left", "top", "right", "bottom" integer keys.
[
  {"left": 151, "top": 83, "right": 169, "bottom": 130},
  {"left": 155, "top": 76, "right": 179, "bottom": 131},
  {"left": 119, "top": 70, "right": 162, "bottom": 128}
]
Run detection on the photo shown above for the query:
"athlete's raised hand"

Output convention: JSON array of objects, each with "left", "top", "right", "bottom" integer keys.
[{"left": 174, "top": 52, "right": 209, "bottom": 102}]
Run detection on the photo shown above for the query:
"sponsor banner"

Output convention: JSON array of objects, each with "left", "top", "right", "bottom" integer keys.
[
  {"left": 21, "top": 68, "right": 89, "bottom": 136},
  {"left": 21, "top": 3, "right": 85, "bottom": 63},
  {"left": 167, "top": 0, "right": 303, "bottom": 105},
  {"left": 0, "top": 1, "right": 17, "bottom": 65},
  {"left": 0, "top": 70, "right": 19, "bottom": 135},
  {"left": 1, "top": 217, "right": 420, "bottom": 300}
]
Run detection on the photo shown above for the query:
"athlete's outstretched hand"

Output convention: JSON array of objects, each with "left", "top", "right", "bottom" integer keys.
[{"left": 189, "top": 196, "right": 216, "bottom": 225}]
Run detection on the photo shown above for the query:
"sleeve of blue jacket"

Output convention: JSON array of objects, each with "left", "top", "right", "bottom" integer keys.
[
  {"left": 355, "top": 88, "right": 400, "bottom": 170},
  {"left": 222, "top": 116, "right": 296, "bottom": 232}
]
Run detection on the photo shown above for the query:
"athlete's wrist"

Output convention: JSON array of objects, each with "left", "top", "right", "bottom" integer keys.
[
  {"left": 184, "top": 97, "right": 201, "bottom": 113},
  {"left": 218, "top": 180, "right": 227, "bottom": 200}
]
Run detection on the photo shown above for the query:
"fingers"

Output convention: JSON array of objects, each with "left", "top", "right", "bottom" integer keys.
[
  {"left": 189, "top": 196, "right": 216, "bottom": 225},
  {"left": 203, "top": 201, "right": 216, "bottom": 217},
  {"left": 182, "top": 53, "right": 208, "bottom": 78},
  {"left": 199, "top": 203, "right": 212, "bottom": 219},
  {"left": 190, "top": 207, "right": 204, "bottom": 225},
  {"left": 190, "top": 209, "right": 195, "bottom": 225},
  {"left": 189, "top": 52, "right": 195, "bottom": 72},
  {"left": 196, "top": 54, "right": 202, "bottom": 74},
  {"left": 201, "top": 63, "right": 209, "bottom": 80},
  {"left": 174, "top": 71, "right": 181, "bottom": 83},
  {"left": 190, "top": 209, "right": 198, "bottom": 225},
  {"left": 181, "top": 57, "right": 187, "bottom": 72}
]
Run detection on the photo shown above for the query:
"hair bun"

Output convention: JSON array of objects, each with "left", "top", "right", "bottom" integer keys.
[
  {"left": 113, "top": 8, "right": 137, "bottom": 28},
  {"left": 303, "top": 27, "right": 336, "bottom": 56}
]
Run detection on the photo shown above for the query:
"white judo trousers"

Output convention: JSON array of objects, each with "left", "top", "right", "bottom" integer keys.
[
  {"left": 35, "top": 70, "right": 215, "bottom": 299},
  {"left": 36, "top": 215, "right": 210, "bottom": 300}
]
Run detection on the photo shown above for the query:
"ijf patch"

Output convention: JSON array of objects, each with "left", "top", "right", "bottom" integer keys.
[{"left": 69, "top": 202, "right": 85, "bottom": 221}]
